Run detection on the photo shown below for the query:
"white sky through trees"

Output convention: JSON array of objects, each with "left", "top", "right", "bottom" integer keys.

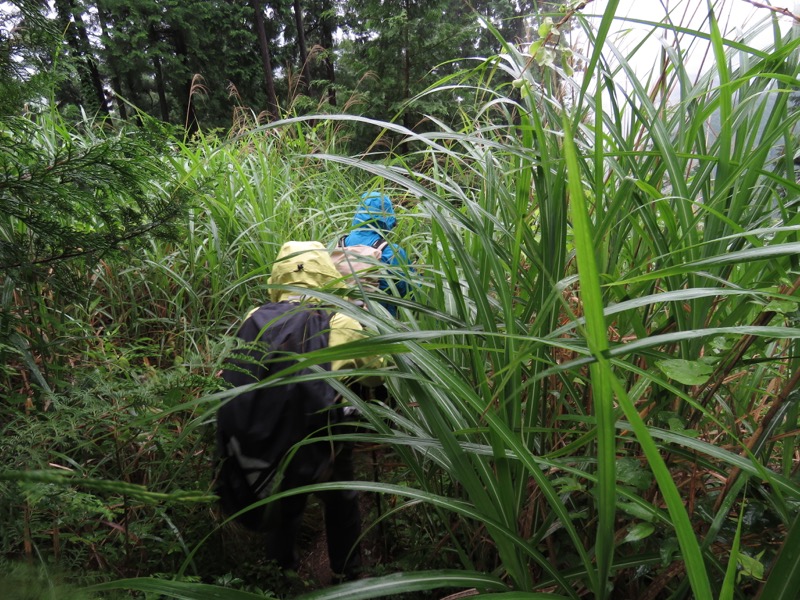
[{"left": 579, "top": 0, "right": 797, "bottom": 82}]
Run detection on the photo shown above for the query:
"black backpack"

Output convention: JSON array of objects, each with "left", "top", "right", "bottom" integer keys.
[{"left": 215, "top": 302, "right": 342, "bottom": 530}]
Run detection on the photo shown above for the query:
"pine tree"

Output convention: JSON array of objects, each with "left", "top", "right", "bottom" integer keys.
[
  {"left": 0, "top": 112, "right": 191, "bottom": 280},
  {"left": 0, "top": 2, "right": 62, "bottom": 117},
  {"left": 95, "top": 0, "right": 271, "bottom": 129}
]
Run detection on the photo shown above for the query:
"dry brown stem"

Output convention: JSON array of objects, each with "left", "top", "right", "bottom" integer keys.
[{"left": 742, "top": 0, "right": 800, "bottom": 23}]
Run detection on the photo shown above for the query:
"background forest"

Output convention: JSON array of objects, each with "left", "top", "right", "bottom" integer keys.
[
  {"left": 1, "top": 0, "right": 800, "bottom": 599},
  {"left": 0, "top": 0, "right": 555, "bottom": 146}
]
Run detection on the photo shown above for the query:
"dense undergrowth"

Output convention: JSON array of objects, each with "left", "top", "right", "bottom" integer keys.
[{"left": 2, "top": 2, "right": 800, "bottom": 599}]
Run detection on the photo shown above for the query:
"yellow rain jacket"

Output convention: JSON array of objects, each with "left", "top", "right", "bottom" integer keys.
[{"left": 266, "top": 240, "right": 381, "bottom": 374}]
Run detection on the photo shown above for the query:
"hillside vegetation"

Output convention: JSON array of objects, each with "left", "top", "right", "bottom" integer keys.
[{"left": 1, "top": 4, "right": 799, "bottom": 600}]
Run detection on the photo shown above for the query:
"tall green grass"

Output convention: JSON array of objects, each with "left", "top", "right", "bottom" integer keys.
[{"left": 248, "top": 3, "right": 798, "bottom": 598}]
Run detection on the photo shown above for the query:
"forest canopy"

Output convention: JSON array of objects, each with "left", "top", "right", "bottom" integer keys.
[{"left": 1, "top": 0, "right": 567, "bottom": 145}]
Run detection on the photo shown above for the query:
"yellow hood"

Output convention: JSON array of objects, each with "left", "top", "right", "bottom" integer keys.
[{"left": 267, "top": 241, "right": 344, "bottom": 303}]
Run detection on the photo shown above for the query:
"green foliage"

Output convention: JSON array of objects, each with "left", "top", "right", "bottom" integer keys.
[
  {"left": 0, "top": 3, "right": 62, "bottom": 117},
  {"left": 0, "top": 562, "right": 96, "bottom": 600},
  {"left": 0, "top": 110, "right": 192, "bottom": 277},
  {"left": 0, "top": 356, "right": 223, "bottom": 576},
  {"left": 0, "top": 106, "right": 200, "bottom": 450},
  {"left": 95, "top": 0, "right": 270, "bottom": 129}
]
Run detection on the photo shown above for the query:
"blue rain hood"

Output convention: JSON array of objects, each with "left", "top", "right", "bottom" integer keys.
[{"left": 351, "top": 192, "right": 396, "bottom": 232}]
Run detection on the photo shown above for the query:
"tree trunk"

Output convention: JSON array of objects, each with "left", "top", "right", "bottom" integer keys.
[
  {"left": 401, "top": 0, "right": 410, "bottom": 130},
  {"left": 125, "top": 71, "right": 144, "bottom": 124},
  {"left": 110, "top": 75, "right": 128, "bottom": 120},
  {"left": 72, "top": 8, "right": 111, "bottom": 115},
  {"left": 171, "top": 28, "right": 199, "bottom": 134},
  {"left": 148, "top": 25, "right": 171, "bottom": 122},
  {"left": 251, "top": 0, "right": 279, "bottom": 119},
  {"left": 292, "top": 0, "right": 311, "bottom": 93},
  {"left": 152, "top": 54, "right": 170, "bottom": 122},
  {"left": 54, "top": 0, "right": 110, "bottom": 115},
  {"left": 94, "top": 5, "right": 127, "bottom": 120},
  {"left": 320, "top": 0, "right": 336, "bottom": 106}
]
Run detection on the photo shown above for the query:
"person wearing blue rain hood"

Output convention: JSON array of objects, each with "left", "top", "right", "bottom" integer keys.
[{"left": 341, "top": 191, "right": 413, "bottom": 316}]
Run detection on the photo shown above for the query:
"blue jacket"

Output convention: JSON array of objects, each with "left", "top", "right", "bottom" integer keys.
[{"left": 342, "top": 192, "right": 412, "bottom": 301}]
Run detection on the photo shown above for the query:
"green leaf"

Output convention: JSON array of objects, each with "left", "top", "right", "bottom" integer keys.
[
  {"left": 721, "top": 502, "right": 745, "bottom": 600},
  {"left": 535, "top": 48, "right": 556, "bottom": 68},
  {"left": 738, "top": 552, "right": 765, "bottom": 582},
  {"left": 764, "top": 299, "right": 798, "bottom": 314},
  {"left": 87, "top": 578, "right": 276, "bottom": 599},
  {"left": 469, "top": 594, "right": 571, "bottom": 599},
  {"left": 656, "top": 359, "right": 715, "bottom": 386},
  {"left": 618, "top": 500, "right": 656, "bottom": 522},
  {"left": 561, "top": 54, "right": 574, "bottom": 77},
  {"left": 667, "top": 417, "right": 700, "bottom": 438},
  {"left": 0, "top": 470, "right": 215, "bottom": 504},
  {"left": 659, "top": 538, "right": 680, "bottom": 566},
  {"left": 552, "top": 476, "right": 585, "bottom": 493},
  {"left": 623, "top": 523, "right": 655, "bottom": 544},
  {"left": 87, "top": 571, "right": 512, "bottom": 600},
  {"left": 711, "top": 336, "right": 734, "bottom": 351},
  {"left": 296, "top": 570, "right": 509, "bottom": 600},
  {"left": 609, "top": 377, "right": 714, "bottom": 599},
  {"left": 538, "top": 17, "right": 553, "bottom": 38},
  {"left": 617, "top": 458, "right": 652, "bottom": 491},
  {"left": 563, "top": 113, "right": 615, "bottom": 597}
]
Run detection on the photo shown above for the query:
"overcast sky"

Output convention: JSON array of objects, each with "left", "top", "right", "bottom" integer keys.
[{"left": 576, "top": 0, "right": 798, "bottom": 80}]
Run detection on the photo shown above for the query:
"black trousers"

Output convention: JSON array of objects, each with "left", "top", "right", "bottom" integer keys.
[{"left": 264, "top": 442, "right": 362, "bottom": 576}]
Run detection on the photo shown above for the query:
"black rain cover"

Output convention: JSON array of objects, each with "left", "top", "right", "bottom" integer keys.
[{"left": 215, "top": 302, "right": 340, "bottom": 530}]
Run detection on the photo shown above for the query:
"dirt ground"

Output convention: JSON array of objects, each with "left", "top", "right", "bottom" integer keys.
[
  {"left": 295, "top": 491, "right": 378, "bottom": 587},
  {"left": 295, "top": 445, "right": 387, "bottom": 588}
]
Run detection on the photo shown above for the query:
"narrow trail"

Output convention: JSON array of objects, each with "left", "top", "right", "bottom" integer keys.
[{"left": 296, "top": 448, "right": 385, "bottom": 588}]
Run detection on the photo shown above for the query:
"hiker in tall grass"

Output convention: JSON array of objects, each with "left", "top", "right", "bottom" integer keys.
[
  {"left": 340, "top": 191, "right": 414, "bottom": 317},
  {"left": 216, "top": 241, "right": 383, "bottom": 581}
]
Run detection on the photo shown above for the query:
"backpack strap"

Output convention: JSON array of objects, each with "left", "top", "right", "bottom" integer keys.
[
  {"left": 338, "top": 235, "right": 388, "bottom": 251},
  {"left": 371, "top": 236, "right": 388, "bottom": 252}
]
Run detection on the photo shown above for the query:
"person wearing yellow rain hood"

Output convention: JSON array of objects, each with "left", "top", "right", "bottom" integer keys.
[{"left": 215, "top": 241, "right": 381, "bottom": 582}]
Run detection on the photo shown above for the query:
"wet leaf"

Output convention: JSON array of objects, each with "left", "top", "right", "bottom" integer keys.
[
  {"left": 623, "top": 523, "right": 655, "bottom": 544},
  {"left": 617, "top": 457, "right": 652, "bottom": 491},
  {"left": 764, "top": 299, "right": 798, "bottom": 314},
  {"left": 656, "top": 359, "right": 715, "bottom": 385},
  {"left": 738, "top": 551, "right": 765, "bottom": 581}
]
